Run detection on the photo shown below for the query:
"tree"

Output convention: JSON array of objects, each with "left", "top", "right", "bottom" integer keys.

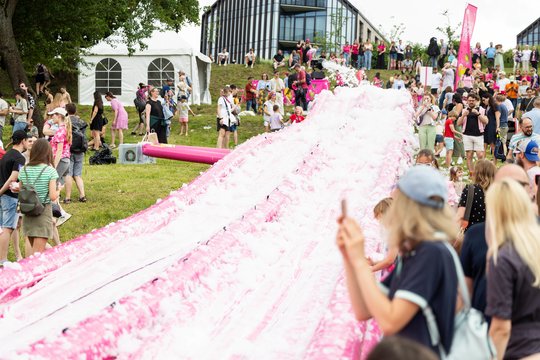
[
  {"left": 313, "top": 8, "right": 346, "bottom": 54},
  {"left": 378, "top": 17, "right": 405, "bottom": 43},
  {"left": 436, "top": 10, "right": 461, "bottom": 48},
  {"left": 0, "top": 0, "right": 199, "bottom": 129}
]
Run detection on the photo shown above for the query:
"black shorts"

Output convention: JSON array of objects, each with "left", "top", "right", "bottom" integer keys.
[
  {"left": 220, "top": 59, "right": 226, "bottom": 65},
  {"left": 35, "top": 74, "right": 45, "bottom": 84},
  {"left": 431, "top": 88, "right": 438, "bottom": 95},
  {"left": 216, "top": 118, "right": 231, "bottom": 132},
  {"left": 397, "top": 54, "right": 404, "bottom": 62}
]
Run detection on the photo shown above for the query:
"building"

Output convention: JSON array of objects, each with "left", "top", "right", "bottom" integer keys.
[
  {"left": 200, "top": 0, "right": 385, "bottom": 64},
  {"left": 517, "top": 17, "right": 540, "bottom": 46}
]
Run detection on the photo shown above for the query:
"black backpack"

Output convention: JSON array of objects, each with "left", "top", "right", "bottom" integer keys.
[
  {"left": 89, "top": 144, "right": 116, "bottom": 165},
  {"left": 70, "top": 116, "right": 88, "bottom": 154},
  {"left": 19, "top": 166, "right": 47, "bottom": 217}
]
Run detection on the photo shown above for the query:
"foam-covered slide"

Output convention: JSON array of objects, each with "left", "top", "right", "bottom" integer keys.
[
  {"left": 142, "top": 144, "right": 230, "bottom": 164},
  {"left": 0, "top": 86, "right": 416, "bottom": 359}
]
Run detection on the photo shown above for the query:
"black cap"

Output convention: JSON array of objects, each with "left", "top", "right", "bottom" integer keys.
[{"left": 12, "top": 130, "right": 29, "bottom": 143}]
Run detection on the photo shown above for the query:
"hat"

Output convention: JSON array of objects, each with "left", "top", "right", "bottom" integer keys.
[
  {"left": 499, "top": 71, "right": 506, "bottom": 76},
  {"left": 179, "top": 95, "right": 188, "bottom": 100},
  {"left": 518, "top": 140, "right": 540, "bottom": 162},
  {"left": 12, "top": 130, "right": 29, "bottom": 142},
  {"left": 167, "top": 78, "right": 173, "bottom": 82},
  {"left": 47, "top": 107, "right": 67, "bottom": 116},
  {"left": 398, "top": 166, "right": 447, "bottom": 209},
  {"left": 509, "top": 76, "right": 515, "bottom": 81}
]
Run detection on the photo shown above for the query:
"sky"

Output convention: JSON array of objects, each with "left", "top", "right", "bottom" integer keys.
[{"left": 170, "top": 0, "right": 537, "bottom": 51}]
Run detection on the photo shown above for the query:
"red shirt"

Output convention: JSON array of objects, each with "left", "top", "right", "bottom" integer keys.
[
  {"left": 245, "top": 82, "right": 256, "bottom": 100},
  {"left": 290, "top": 114, "right": 305, "bottom": 123},
  {"left": 352, "top": 44, "right": 359, "bottom": 55},
  {"left": 444, "top": 118, "right": 455, "bottom": 138},
  {"left": 296, "top": 70, "right": 308, "bottom": 89}
]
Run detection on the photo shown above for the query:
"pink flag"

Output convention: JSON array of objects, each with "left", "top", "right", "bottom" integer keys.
[{"left": 455, "top": 4, "right": 477, "bottom": 89}]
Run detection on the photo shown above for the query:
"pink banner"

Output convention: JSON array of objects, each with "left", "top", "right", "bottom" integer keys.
[{"left": 455, "top": 4, "right": 478, "bottom": 89}]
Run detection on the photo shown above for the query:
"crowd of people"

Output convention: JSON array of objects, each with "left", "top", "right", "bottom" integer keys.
[{"left": 0, "top": 66, "right": 200, "bottom": 263}]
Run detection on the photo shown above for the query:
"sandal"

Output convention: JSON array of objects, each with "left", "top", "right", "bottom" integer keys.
[
  {"left": 63, "top": 199, "right": 72, "bottom": 204},
  {"left": 79, "top": 197, "right": 87, "bottom": 203}
]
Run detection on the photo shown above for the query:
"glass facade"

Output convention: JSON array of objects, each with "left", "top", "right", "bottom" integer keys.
[
  {"left": 517, "top": 18, "right": 540, "bottom": 46},
  {"left": 201, "top": 0, "right": 383, "bottom": 63}
]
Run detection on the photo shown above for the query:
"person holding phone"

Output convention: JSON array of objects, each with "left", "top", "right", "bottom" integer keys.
[{"left": 337, "top": 166, "right": 458, "bottom": 356}]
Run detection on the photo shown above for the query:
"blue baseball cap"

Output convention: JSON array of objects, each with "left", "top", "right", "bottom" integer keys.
[
  {"left": 398, "top": 166, "right": 447, "bottom": 209},
  {"left": 518, "top": 140, "right": 540, "bottom": 162}
]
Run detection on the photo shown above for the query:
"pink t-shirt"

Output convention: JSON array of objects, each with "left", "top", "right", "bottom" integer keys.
[
  {"left": 343, "top": 45, "right": 351, "bottom": 54},
  {"left": 51, "top": 125, "right": 71, "bottom": 159}
]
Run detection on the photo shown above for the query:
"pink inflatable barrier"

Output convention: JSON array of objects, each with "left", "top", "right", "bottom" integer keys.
[
  {"left": 0, "top": 86, "right": 416, "bottom": 359},
  {"left": 141, "top": 144, "right": 231, "bottom": 164}
]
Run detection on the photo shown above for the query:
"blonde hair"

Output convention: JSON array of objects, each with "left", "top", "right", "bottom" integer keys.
[
  {"left": 383, "top": 190, "right": 458, "bottom": 253},
  {"left": 486, "top": 179, "right": 540, "bottom": 287},
  {"left": 448, "top": 110, "right": 459, "bottom": 119},
  {"left": 473, "top": 159, "right": 496, "bottom": 191},
  {"left": 52, "top": 92, "right": 64, "bottom": 108},
  {"left": 373, "top": 197, "right": 393, "bottom": 218},
  {"left": 59, "top": 114, "right": 73, "bottom": 145}
]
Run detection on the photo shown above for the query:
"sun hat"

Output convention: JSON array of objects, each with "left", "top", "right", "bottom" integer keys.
[
  {"left": 398, "top": 166, "right": 447, "bottom": 209},
  {"left": 517, "top": 140, "right": 540, "bottom": 162},
  {"left": 47, "top": 107, "right": 67, "bottom": 116}
]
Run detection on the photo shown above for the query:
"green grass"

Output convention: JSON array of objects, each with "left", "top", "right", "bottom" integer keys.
[{"left": 3, "top": 62, "right": 510, "bottom": 260}]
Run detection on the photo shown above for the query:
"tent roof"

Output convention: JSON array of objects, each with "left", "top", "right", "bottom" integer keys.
[{"left": 86, "top": 30, "right": 211, "bottom": 63}]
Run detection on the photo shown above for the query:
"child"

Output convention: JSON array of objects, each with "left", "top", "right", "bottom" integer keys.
[
  {"left": 269, "top": 104, "right": 284, "bottom": 132},
  {"left": 449, "top": 166, "right": 465, "bottom": 198},
  {"left": 263, "top": 93, "right": 278, "bottom": 132},
  {"left": 288, "top": 106, "right": 305, "bottom": 124},
  {"left": 443, "top": 110, "right": 462, "bottom": 167},
  {"left": 369, "top": 197, "right": 398, "bottom": 274},
  {"left": 434, "top": 110, "right": 445, "bottom": 157},
  {"left": 178, "top": 95, "right": 195, "bottom": 136}
]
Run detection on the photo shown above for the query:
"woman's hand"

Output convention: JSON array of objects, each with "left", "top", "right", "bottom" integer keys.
[{"left": 340, "top": 217, "right": 367, "bottom": 264}]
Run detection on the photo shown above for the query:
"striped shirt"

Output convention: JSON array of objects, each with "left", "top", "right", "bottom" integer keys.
[{"left": 18, "top": 165, "right": 58, "bottom": 204}]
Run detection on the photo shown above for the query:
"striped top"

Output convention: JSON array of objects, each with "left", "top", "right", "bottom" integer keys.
[{"left": 18, "top": 165, "right": 58, "bottom": 204}]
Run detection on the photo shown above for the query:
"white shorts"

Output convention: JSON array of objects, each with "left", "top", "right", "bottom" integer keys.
[
  {"left": 462, "top": 135, "right": 484, "bottom": 152},
  {"left": 264, "top": 120, "right": 270, "bottom": 127}
]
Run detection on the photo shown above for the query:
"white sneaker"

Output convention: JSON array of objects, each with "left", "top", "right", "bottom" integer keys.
[
  {"left": 56, "top": 213, "right": 72, "bottom": 227},
  {"left": 457, "top": 157, "right": 463, "bottom": 165}
]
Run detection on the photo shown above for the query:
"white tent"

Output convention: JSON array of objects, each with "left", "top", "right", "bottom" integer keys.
[{"left": 78, "top": 31, "right": 212, "bottom": 106}]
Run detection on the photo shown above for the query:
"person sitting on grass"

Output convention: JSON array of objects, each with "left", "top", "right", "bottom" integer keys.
[{"left": 288, "top": 106, "right": 305, "bottom": 124}]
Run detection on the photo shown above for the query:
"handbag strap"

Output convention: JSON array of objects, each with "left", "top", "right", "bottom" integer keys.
[
  {"left": 463, "top": 184, "right": 475, "bottom": 222},
  {"left": 23, "top": 165, "right": 48, "bottom": 188}
]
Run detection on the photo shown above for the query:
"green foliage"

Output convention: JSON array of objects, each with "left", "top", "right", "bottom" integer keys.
[
  {"left": 10, "top": 0, "right": 200, "bottom": 73},
  {"left": 378, "top": 17, "right": 406, "bottom": 43},
  {"left": 436, "top": 10, "right": 461, "bottom": 45}
]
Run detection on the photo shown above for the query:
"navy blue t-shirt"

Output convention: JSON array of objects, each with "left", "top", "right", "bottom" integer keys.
[
  {"left": 460, "top": 223, "right": 488, "bottom": 314},
  {"left": 382, "top": 241, "right": 457, "bottom": 355}
]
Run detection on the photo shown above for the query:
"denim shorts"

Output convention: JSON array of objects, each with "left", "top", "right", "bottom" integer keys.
[
  {"left": 69, "top": 152, "right": 84, "bottom": 177},
  {"left": 444, "top": 137, "right": 454, "bottom": 150},
  {"left": 435, "top": 134, "right": 444, "bottom": 143},
  {"left": 1, "top": 195, "right": 19, "bottom": 229},
  {"left": 56, "top": 157, "right": 70, "bottom": 185}
]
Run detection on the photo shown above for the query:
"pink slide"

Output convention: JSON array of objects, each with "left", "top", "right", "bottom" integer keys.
[
  {"left": 0, "top": 86, "right": 417, "bottom": 359},
  {"left": 142, "top": 143, "right": 231, "bottom": 164}
]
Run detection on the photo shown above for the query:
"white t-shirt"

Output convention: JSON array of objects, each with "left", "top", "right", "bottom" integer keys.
[
  {"left": 442, "top": 68, "right": 455, "bottom": 90},
  {"left": 0, "top": 98, "right": 8, "bottom": 127},
  {"left": 270, "top": 78, "right": 285, "bottom": 92},
  {"left": 431, "top": 73, "right": 442, "bottom": 90},
  {"left": 392, "top": 79, "right": 405, "bottom": 90},
  {"left": 497, "top": 78, "right": 510, "bottom": 91},
  {"left": 503, "top": 99, "right": 514, "bottom": 120},
  {"left": 217, "top": 96, "right": 237, "bottom": 126},
  {"left": 522, "top": 49, "right": 532, "bottom": 61},
  {"left": 245, "top": 52, "right": 256, "bottom": 61}
]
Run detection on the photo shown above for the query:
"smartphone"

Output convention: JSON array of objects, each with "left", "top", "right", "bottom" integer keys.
[
  {"left": 341, "top": 199, "right": 347, "bottom": 218},
  {"left": 536, "top": 174, "right": 540, "bottom": 186}
]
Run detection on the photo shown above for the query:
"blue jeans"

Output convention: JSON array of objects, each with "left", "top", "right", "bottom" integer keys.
[
  {"left": 358, "top": 55, "right": 365, "bottom": 68},
  {"left": 364, "top": 51, "right": 372, "bottom": 70},
  {"left": 246, "top": 99, "right": 257, "bottom": 113},
  {"left": 430, "top": 56, "right": 437, "bottom": 68},
  {"left": 13, "top": 121, "right": 27, "bottom": 133},
  {"left": 1, "top": 195, "right": 19, "bottom": 229},
  {"left": 343, "top": 53, "right": 350, "bottom": 66}
]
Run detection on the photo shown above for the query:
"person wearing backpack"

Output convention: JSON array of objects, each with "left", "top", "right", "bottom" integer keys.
[
  {"left": 337, "top": 166, "right": 459, "bottom": 356},
  {"left": 16, "top": 139, "right": 58, "bottom": 255},
  {"left": 0, "top": 131, "right": 29, "bottom": 265},
  {"left": 64, "top": 103, "right": 87, "bottom": 203}
]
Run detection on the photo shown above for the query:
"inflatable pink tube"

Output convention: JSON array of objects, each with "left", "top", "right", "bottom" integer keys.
[{"left": 142, "top": 144, "right": 230, "bottom": 164}]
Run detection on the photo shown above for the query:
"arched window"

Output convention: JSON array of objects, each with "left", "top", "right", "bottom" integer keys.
[
  {"left": 95, "top": 58, "right": 122, "bottom": 95},
  {"left": 147, "top": 58, "right": 175, "bottom": 87}
]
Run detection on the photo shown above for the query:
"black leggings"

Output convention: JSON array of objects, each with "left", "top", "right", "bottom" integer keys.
[{"left": 151, "top": 122, "right": 167, "bottom": 144}]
